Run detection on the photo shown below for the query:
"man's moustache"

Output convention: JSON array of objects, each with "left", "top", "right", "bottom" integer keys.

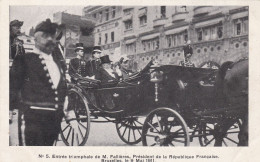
[{"left": 46, "top": 41, "right": 56, "bottom": 47}]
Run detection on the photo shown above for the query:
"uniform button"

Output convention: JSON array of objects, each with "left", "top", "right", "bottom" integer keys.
[
  {"left": 55, "top": 91, "right": 58, "bottom": 95},
  {"left": 49, "top": 79, "right": 53, "bottom": 83},
  {"left": 39, "top": 55, "right": 43, "bottom": 59},
  {"left": 41, "top": 60, "right": 45, "bottom": 64},
  {"left": 46, "top": 73, "right": 50, "bottom": 77},
  {"left": 55, "top": 97, "right": 59, "bottom": 101},
  {"left": 55, "top": 104, "right": 58, "bottom": 108},
  {"left": 51, "top": 85, "right": 55, "bottom": 89},
  {"left": 44, "top": 66, "right": 48, "bottom": 71}
]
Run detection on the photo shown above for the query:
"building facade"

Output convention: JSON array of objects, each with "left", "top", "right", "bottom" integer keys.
[
  {"left": 53, "top": 12, "right": 95, "bottom": 59},
  {"left": 84, "top": 6, "right": 248, "bottom": 69},
  {"left": 83, "top": 6, "right": 123, "bottom": 61}
]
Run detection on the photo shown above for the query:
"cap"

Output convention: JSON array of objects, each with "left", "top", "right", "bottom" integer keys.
[
  {"left": 92, "top": 46, "right": 102, "bottom": 53},
  {"left": 10, "top": 20, "right": 23, "bottom": 27},
  {"left": 34, "top": 19, "right": 58, "bottom": 35},
  {"left": 75, "top": 43, "right": 84, "bottom": 51}
]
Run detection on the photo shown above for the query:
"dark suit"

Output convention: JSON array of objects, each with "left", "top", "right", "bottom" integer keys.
[
  {"left": 9, "top": 36, "right": 25, "bottom": 60},
  {"left": 10, "top": 52, "right": 67, "bottom": 146},
  {"left": 183, "top": 45, "right": 193, "bottom": 58},
  {"left": 86, "top": 59, "right": 101, "bottom": 77},
  {"left": 95, "top": 68, "right": 119, "bottom": 83}
]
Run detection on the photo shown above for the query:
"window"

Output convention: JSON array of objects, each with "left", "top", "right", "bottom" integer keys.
[
  {"left": 141, "top": 37, "right": 160, "bottom": 52},
  {"left": 161, "top": 6, "right": 166, "bottom": 18},
  {"left": 111, "top": 32, "right": 114, "bottom": 42},
  {"left": 125, "top": 43, "right": 136, "bottom": 55},
  {"left": 105, "top": 33, "right": 108, "bottom": 44},
  {"left": 99, "top": 11, "right": 102, "bottom": 22},
  {"left": 139, "top": 15, "right": 147, "bottom": 26},
  {"left": 98, "top": 36, "right": 101, "bottom": 45},
  {"left": 93, "top": 13, "right": 97, "bottom": 19},
  {"left": 124, "top": 20, "right": 133, "bottom": 30},
  {"left": 124, "top": 8, "right": 133, "bottom": 15},
  {"left": 217, "top": 26, "right": 223, "bottom": 38},
  {"left": 112, "top": 7, "right": 116, "bottom": 18},
  {"left": 234, "top": 17, "right": 248, "bottom": 36},
  {"left": 105, "top": 9, "right": 109, "bottom": 21},
  {"left": 236, "top": 23, "right": 241, "bottom": 35},
  {"left": 197, "top": 29, "right": 202, "bottom": 41}
]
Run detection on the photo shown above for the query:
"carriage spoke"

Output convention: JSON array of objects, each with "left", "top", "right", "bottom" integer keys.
[
  {"left": 204, "top": 137, "right": 215, "bottom": 146},
  {"left": 79, "top": 122, "right": 87, "bottom": 130},
  {"left": 171, "top": 139, "right": 185, "bottom": 143},
  {"left": 78, "top": 125, "right": 84, "bottom": 139},
  {"left": 132, "top": 128, "right": 136, "bottom": 141},
  {"left": 122, "top": 125, "right": 128, "bottom": 137},
  {"left": 155, "top": 114, "right": 162, "bottom": 132},
  {"left": 133, "top": 122, "right": 142, "bottom": 136},
  {"left": 223, "top": 139, "right": 228, "bottom": 146},
  {"left": 117, "top": 123, "right": 123, "bottom": 130},
  {"left": 62, "top": 124, "right": 70, "bottom": 132},
  {"left": 147, "top": 122, "right": 160, "bottom": 133},
  {"left": 71, "top": 129, "right": 74, "bottom": 146},
  {"left": 66, "top": 127, "right": 72, "bottom": 141},
  {"left": 128, "top": 126, "right": 131, "bottom": 142},
  {"left": 151, "top": 143, "right": 157, "bottom": 146},
  {"left": 145, "top": 134, "right": 158, "bottom": 138},
  {"left": 76, "top": 134, "right": 79, "bottom": 146},
  {"left": 224, "top": 136, "right": 238, "bottom": 144},
  {"left": 135, "top": 120, "right": 143, "bottom": 126}
]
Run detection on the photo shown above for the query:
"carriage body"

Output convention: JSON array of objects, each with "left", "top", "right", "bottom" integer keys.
[{"left": 61, "top": 61, "right": 248, "bottom": 146}]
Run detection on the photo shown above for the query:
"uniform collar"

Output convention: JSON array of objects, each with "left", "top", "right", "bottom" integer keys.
[{"left": 33, "top": 47, "right": 53, "bottom": 61}]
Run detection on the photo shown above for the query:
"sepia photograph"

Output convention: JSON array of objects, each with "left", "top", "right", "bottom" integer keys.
[{"left": 8, "top": 5, "right": 249, "bottom": 148}]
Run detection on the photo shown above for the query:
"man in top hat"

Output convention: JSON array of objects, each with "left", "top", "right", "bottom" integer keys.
[
  {"left": 86, "top": 46, "right": 102, "bottom": 77},
  {"left": 10, "top": 19, "right": 68, "bottom": 146},
  {"left": 95, "top": 55, "right": 122, "bottom": 83},
  {"left": 68, "top": 43, "right": 88, "bottom": 82},
  {"left": 180, "top": 40, "right": 195, "bottom": 67},
  {"left": 10, "top": 19, "right": 25, "bottom": 60}
]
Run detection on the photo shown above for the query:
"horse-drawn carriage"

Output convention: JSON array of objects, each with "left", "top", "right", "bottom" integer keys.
[{"left": 60, "top": 59, "right": 248, "bottom": 146}]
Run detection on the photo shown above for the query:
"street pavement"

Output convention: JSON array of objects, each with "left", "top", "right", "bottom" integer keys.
[{"left": 10, "top": 110, "right": 203, "bottom": 146}]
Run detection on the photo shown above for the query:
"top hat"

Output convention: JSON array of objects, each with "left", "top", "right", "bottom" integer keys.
[
  {"left": 34, "top": 19, "right": 58, "bottom": 35},
  {"left": 75, "top": 43, "right": 84, "bottom": 51},
  {"left": 92, "top": 46, "right": 102, "bottom": 53},
  {"left": 100, "top": 55, "right": 112, "bottom": 64},
  {"left": 10, "top": 20, "right": 23, "bottom": 27}
]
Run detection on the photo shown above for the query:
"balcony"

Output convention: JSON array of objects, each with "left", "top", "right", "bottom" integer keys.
[
  {"left": 193, "top": 6, "right": 213, "bottom": 17},
  {"left": 172, "top": 12, "right": 188, "bottom": 23},
  {"left": 153, "top": 17, "right": 168, "bottom": 28}
]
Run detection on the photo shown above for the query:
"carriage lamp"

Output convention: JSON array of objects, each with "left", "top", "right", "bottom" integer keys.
[{"left": 150, "top": 71, "right": 164, "bottom": 102}]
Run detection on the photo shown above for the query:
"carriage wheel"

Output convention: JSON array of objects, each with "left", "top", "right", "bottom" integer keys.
[
  {"left": 60, "top": 89, "right": 90, "bottom": 146},
  {"left": 116, "top": 116, "right": 145, "bottom": 145},
  {"left": 142, "top": 108, "right": 190, "bottom": 146},
  {"left": 198, "top": 119, "right": 242, "bottom": 147}
]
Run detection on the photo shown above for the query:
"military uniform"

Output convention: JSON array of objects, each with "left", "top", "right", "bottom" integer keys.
[
  {"left": 86, "top": 59, "right": 101, "bottom": 77},
  {"left": 10, "top": 51, "right": 67, "bottom": 145},
  {"left": 10, "top": 19, "right": 67, "bottom": 146},
  {"left": 69, "top": 57, "right": 88, "bottom": 80}
]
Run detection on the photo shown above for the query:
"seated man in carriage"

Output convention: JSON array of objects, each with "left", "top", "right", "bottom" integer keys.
[
  {"left": 95, "top": 55, "right": 122, "bottom": 83},
  {"left": 68, "top": 43, "right": 88, "bottom": 82}
]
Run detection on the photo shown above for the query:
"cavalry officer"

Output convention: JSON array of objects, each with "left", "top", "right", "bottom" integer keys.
[
  {"left": 86, "top": 46, "right": 102, "bottom": 77},
  {"left": 68, "top": 43, "right": 88, "bottom": 81},
  {"left": 10, "top": 19, "right": 25, "bottom": 60},
  {"left": 10, "top": 19, "right": 67, "bottom": 146}
]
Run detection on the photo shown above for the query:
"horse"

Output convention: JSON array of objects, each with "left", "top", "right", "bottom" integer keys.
[{"left": 214, "top": 58, "right": 248, "bottom": 146}]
